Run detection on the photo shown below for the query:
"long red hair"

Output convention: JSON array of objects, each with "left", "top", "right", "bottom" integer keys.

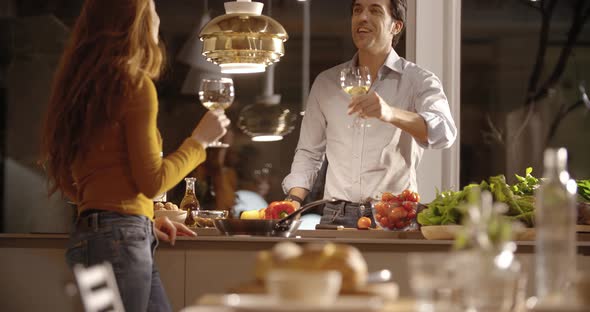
[{"left": 40, "top": 0, "right": 165, "bottom": 196}]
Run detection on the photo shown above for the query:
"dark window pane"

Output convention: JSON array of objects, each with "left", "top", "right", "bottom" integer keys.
[{"left": 461, "top": 0, "right": 590, "bottom": 186}]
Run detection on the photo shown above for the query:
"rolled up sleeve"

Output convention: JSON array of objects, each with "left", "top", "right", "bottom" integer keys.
[
  {"left": 282, "top": 81, "right": 327, "bottom": 194},
  {"left": 414, "top": 72, "right": 457, "bottom": 149}
]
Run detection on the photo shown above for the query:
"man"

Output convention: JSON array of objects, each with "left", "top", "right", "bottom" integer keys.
[{"left": 282, "top": 0, "right": 457, "bottom": 227}]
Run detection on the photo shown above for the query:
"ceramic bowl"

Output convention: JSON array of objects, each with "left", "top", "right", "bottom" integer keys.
[{"left": 265, "top": 269, "right": 342, "bottom": 306}]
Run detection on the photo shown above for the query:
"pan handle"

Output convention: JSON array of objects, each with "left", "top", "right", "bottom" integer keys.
[{"left": 276, "top": 198, "right": 345, "bottom": 227}]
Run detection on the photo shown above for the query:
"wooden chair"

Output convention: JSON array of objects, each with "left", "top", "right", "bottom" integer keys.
[{"left": 73, "top": 262, "right": 125, "bottom": 312}]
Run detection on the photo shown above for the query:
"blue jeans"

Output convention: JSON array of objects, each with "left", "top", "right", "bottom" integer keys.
[
  {"left": 66, "top": 211, "right": 172, "bottom": 312},
  {"left": 320, "top": 201, "right": 376, "bottom": 228}
]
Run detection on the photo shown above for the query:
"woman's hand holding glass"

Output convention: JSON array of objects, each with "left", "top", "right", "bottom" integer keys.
[
  {"left": 340, "top": 66, "right": 371, "bottom": 128},
  {"left": 191, "top": 110, "right": 231, "bottom": 149},
  {"left": 198, "top": 78, "right": 234, "bottom": 148}
]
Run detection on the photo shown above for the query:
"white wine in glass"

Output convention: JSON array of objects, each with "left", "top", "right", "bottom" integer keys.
[
  {"left": 198, "top": 78, "right": 234, "bottom": 148},
  {"left": 340, "top": 66, "right": 371, "bottom": 128},
  {"left": 343, "top": 85, "right": 370, "bottom": 97}
]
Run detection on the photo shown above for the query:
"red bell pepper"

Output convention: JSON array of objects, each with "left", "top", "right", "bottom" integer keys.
[{"left": 264, "top": 201, "right": 296, "bottom": 219}]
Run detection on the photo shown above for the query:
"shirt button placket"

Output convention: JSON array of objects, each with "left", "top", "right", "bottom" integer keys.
[{"left": 351, "top": 127, "right": 363, "bottom": 201}]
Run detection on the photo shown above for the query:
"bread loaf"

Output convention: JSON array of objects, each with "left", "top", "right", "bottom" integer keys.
[{"left": 254, "top": 242, "right": 368, "bottom": 292}]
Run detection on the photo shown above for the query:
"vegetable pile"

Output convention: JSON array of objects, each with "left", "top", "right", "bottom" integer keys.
[
  {"left": 418, "top": 168, "right": 539, "bottom": 227},
  {"left": 240, "top": 201, "right": 296, "bottom": 220},
  {"left": 577, "top": 179, "right": 590, "bottom": 202},
  {"left": 419, "top": 168, "right": 590, "bottom": 228}
]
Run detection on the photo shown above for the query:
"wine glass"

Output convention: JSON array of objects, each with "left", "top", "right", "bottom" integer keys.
[
  {"left": 198, "top": 78, "right": 235, "bottom": 148},
  {"left": 340, "top": 66, "right": 371, "bottom": 128}
]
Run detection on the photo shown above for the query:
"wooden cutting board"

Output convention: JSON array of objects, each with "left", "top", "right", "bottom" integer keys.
[{"left": 421, "top": 225, "right": 590, "bottom": 240}]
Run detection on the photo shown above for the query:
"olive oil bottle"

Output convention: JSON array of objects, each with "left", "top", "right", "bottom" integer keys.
[{"left": 180, "top": 177, "right": 200, "bottom": 226}]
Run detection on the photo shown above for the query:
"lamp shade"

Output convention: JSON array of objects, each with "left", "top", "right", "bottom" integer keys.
[
  {"left": 199, "top": 0, "right": 288, "bottom": 74},
  {"left": 237, "top": 100, "right": 297, "bottom": 142}
]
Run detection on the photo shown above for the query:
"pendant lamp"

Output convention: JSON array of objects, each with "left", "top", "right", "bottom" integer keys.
[
  {"left": 237, "top": 65, "right": 297, "bottom": 142},
  {"left": 199, "top": 0, "right": 288, "bottom": 74}
]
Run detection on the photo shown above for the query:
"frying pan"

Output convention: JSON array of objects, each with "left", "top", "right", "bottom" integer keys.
[{"left": 214, "top": 198, "right": 345, "bottom": 237}]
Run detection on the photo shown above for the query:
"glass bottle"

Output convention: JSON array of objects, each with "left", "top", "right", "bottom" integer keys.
[
  {"left": 535, "top": 148, "right": 577, "bottom": 305},
  {"left": 453, "top": 189, "right": 522, "bottom": 312},
  {"left": 180, "top": 177, "right": 200, "bottom": 226}
]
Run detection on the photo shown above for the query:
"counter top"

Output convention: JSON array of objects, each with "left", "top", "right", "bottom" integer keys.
[
  {"left": 2, "top": 229, "right": 590, "bottom": 253},
  {"left": 2, "top": 229, "right": 590, "bottom": 311}
]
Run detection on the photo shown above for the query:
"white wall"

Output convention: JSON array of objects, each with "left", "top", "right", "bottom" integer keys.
[{"left": 407, "top": 0, "right": 462, "bottom": 201}]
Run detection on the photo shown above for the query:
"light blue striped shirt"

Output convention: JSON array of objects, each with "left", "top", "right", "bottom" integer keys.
[{"left": 283, "top": 49, "right": 457, "bottom": 202}]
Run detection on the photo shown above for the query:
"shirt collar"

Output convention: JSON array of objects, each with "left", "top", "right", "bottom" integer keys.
[{"left": 350, "top": 49, "right": 405, "bottom": 76}]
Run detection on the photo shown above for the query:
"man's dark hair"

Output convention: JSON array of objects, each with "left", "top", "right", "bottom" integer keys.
[{"left": 351, "top": 0, "right": 407, "bottom": 48}]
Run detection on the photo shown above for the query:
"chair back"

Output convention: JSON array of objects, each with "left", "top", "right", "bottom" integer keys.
[{"left": 73, "top": 262, "right": 125, "bottom": 312}]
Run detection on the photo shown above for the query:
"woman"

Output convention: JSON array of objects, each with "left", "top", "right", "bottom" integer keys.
[{"left": 39, "top": 0, "right": 229, "bottom": 310}]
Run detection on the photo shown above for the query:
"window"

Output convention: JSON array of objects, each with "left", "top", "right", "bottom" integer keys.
[{"left": 461, "top": 0, "right": 590, "bottom": 186}]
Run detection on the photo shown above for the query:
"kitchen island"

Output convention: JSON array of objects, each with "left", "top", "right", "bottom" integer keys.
[{"left": 1, "top": 230, "right": 589, "bottom": 311}]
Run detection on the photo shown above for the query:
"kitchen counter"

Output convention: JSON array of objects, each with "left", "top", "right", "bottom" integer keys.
[
  {"left": 2, "top": 230, "right": 590, "bottom": 311},
  {"left": 2, "top": 228, "right": 590, "bottom": 250}
]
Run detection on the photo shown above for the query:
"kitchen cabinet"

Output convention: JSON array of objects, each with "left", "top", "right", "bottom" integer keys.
[{"left": 1, "top": 231, "right": 589, "bottom": 311}]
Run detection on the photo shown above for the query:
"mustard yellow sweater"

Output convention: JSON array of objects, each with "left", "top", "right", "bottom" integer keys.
[{"left": 66, "top": 76, "right": 206, "bottom": 219}]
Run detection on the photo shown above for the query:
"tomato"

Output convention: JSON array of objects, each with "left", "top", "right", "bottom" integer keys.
[
  {"left": 390, "top": 207, "right": 408, "bottom": 220},
  {"left": 374, "top": 201, "right": 388, "bottom": 215},
  {"left": 374, "top": 213, "right": 382, "bottom": 221},
  {"left": 406, "top": 192, "right": 420, "bottom": 203},
  {"left": 357, "top": 216, "right": 372, "bottom": 229},
  {"left": 379, "top": 216, "right": 390, "bottom": 228},
  {"left": 381, "top": 192, "right": 396, "bottom": 202},
  {"left": 394, "top": 221, "right": 406, "bottom": 228},
  {"left": 388, "top": 213, "right": 399, "bottom": 224},
  {"left": 400, "top": 189, "right": 412, "bottom": 201},
  {"left": 407, "top": 209, "right": 417, "bottom": 219},
  {"left": 402, "top": 201, "right": 415, "bottom": 212}
]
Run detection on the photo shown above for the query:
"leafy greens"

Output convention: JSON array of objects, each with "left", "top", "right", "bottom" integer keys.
[{"left": 418, "top": 169, "right": 537, "bottom": 227}]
